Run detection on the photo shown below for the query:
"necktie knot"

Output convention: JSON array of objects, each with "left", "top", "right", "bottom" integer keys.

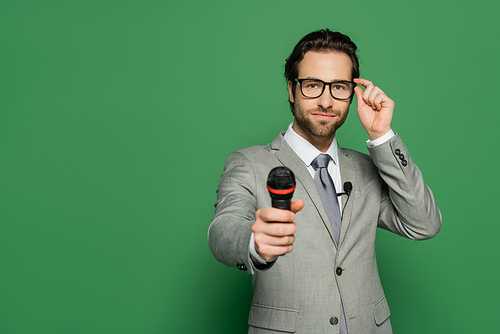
[{"left": 311, "top": 153, "right": 331, "bottom": 170}]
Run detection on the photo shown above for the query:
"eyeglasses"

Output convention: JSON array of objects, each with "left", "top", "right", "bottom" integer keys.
[{"left": 295, "top": 78, "right": 355, "bottom": 100}]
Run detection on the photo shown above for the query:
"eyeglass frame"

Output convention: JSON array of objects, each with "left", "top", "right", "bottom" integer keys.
[{"left": 294, "top": 78, "right": 356, "bottom": 100}]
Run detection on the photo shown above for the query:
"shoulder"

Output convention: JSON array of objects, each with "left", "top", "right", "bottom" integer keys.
[
  {"left": 340, "top": 147, "right": 375, "bottom": 168},
  {"left": 226, "top": 132, "right": 286, "bottom": 165},
  {"left": 339, "top": 147, "right": 380, "bottom": 181},
  {"left": 223, "top": 143, "right": 277, "bottom": 178},
  {"left": 231, "top": 143, "right": 272, "bottom": 161}
]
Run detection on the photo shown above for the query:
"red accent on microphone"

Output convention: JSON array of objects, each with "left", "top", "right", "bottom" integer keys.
[{"left": 267, "top": 185, "right": 296, "bottom": 195}]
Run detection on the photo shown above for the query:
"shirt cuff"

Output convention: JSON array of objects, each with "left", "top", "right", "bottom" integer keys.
[
  {"left": 366, "top": 129, "right": 395, "bottom": 147},
  {"left": 249, "top": 232, "right": 268, "bottom": 265}
]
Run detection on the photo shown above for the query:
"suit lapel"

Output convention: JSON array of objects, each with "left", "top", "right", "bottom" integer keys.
[
  {"left": 338, "top": 147, "right": 356, "bottom": 247},
  {"left": 271, "top": 133, "right": 337, "bottom": 246}
]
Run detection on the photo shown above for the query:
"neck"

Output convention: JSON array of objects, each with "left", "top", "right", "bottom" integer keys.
[
  {"left": 292, "top": 124, "right": 335, "bottom": 153},
  {"left": 308, "top": 136, "right": 334, "bottom": 153}
]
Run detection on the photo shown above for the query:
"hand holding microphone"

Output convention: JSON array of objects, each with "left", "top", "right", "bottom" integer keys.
[{"left": 252, "top": 167, "right": 304, "bottom": 262}]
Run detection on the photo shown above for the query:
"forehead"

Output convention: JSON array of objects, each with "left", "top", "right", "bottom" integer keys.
[{"left": 297, "top": 51, "right": 352, "bottom": 81}]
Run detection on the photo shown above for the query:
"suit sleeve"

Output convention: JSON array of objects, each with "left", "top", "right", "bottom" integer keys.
[
  {"left": 368, "top": 134, "right": 442, "bottom": 240},
  {"left": 207, "top": 151, "right": 259, "bottom": 275}
]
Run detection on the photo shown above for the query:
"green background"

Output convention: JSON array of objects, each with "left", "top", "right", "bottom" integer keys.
[{"left": 1, "top": 0, "right": 498, "bottom": 333}]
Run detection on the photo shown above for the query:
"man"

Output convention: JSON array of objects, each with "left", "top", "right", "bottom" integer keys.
[{"left": 208, "top": 29, "right": 441, "bottom": 334}]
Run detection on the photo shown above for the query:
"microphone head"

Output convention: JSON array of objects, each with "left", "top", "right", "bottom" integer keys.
[
  {"left": 267, "top": 167, "right": 296, "bottom": 200},
  {"left": 344, "top": 181, "right": 353, "bottom": 193}
]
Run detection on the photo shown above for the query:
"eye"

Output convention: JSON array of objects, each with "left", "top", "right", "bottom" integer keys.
[
  {"left": 332, "top": 84, "right": 347, "bottom": 91},
  {"left": 305, "top": 82, "right": 319, "bottom": 89}
]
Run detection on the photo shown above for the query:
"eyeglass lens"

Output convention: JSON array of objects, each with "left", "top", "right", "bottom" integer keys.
[{"left": 301, "top": 79, "right": 354, "bottom": 99}]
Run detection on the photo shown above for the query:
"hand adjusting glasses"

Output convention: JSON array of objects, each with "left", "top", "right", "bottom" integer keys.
[{"left": 295, "top": 78, "right": 355, "bottom": 100}]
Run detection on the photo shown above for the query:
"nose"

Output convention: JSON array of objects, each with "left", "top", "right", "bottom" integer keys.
[{"left": 317, "top": 84, "right": 335, "bottom": 109}]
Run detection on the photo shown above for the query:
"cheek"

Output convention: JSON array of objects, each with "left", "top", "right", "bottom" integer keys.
[
  {"left": 339, "top": 100, "right": 351, "bottom": 112},
  {"left": 293, "top": 98, "right": 307, "bottom": 113}
]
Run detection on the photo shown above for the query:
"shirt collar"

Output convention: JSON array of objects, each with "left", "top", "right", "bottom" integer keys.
[{"left": 283, "top": 123, "right": 339, "bottom": 167}]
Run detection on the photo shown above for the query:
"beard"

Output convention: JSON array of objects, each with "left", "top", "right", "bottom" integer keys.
[{"left": 293, "top": 104, "right": 349, "bottom": 139}]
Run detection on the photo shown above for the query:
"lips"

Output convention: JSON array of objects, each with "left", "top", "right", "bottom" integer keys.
[{"left": 312, "top": 112, "right": 338, "bottom": 121}]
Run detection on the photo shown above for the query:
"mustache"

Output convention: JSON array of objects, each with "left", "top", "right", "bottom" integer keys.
[{"left": 310, "top": 107, "right": 339, "bottom": 115}]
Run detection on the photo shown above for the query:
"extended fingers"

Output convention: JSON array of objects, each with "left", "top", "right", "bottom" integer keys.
[
  {"left": 354, "top": 78, "right": 387, "bottom": 110},
  {"left": 354, "top": 78, "right": 374, "bottom": 109},
  {"left": 353, "top": 78, "right": 373, "bottom": 87}
]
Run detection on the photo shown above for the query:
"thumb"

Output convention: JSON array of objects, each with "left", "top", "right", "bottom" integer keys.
[
  {"left": 354, "top": 85, "right": 365, "bottom": 109},
  {"left": 290, "top": 199, "right": 304, "bottom": 213}
]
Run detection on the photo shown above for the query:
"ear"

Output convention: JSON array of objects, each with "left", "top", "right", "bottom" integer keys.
[{"left": 287, "top": 81, "right": 295, "bottom": 103}]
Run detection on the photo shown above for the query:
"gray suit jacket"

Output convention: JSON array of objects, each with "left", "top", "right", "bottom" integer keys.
[{"left": 208, "top": 132, "right": 441, "bottom": 334}]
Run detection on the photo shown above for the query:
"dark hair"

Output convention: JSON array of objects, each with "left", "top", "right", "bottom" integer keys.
[{"left": 284, "top": 29, "right": 360, "bottom": 112}]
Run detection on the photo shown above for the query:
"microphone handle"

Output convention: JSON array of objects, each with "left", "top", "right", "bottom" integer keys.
[{"left": 272, "top": 198, "right": 291, "bottom": 211}]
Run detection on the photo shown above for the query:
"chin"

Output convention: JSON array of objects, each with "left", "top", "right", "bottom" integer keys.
[
  {"left": 307, "top": 122, "right": 337, "bottom": 138},
  {"left": 293, "top": 105, "right": 348, "bottom": 139}
]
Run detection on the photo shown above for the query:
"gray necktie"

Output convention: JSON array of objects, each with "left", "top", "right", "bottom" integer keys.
[
  {"left": 311, "top": 153, "right": 342, "bottom": 244},
  {"left": 311, "top": 153, "right": 347, "bottom": 334}
]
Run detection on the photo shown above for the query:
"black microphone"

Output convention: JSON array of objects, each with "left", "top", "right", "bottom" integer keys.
[
  {"left": 336, "top": 182, "right": 352, "bottom": 196},
  {"left": 344, "top": 181, "right": 352, "bottom": 196},
  {"left": 336, "top": 182, "right": 352, "bottom": 217},
  {"left": 267, "top": 167, "right": 296, "bottom": 210}
]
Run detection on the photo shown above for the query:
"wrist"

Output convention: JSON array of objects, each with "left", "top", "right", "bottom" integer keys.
[
  {"left": 367, "top": 129, "right": 395, "bottom": 147},
  {"left": 368, "top": 132, "right": 384, "bottom": 141},
  {"left": 367, "top": 128, "right": 391, "bottom": 141}
]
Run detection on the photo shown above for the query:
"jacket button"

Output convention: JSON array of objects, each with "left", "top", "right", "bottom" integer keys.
[
  {"left": 398, "top": 153, "right": 405, "bottom": 160},
  {"left": 395, "top": 149, "right": 401, "bottom": 155},
  {"left": 336, "top": 267, "right": 343, "bottom": 276},
  {"left": 236, "top": 263, "right": 247, "bottom": 271},
  {"left": 402, "top": 160, "right": 407, "bottom": 166},
  {"left": 330, "top": 317, "right": 339, "bottom": 325}
]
